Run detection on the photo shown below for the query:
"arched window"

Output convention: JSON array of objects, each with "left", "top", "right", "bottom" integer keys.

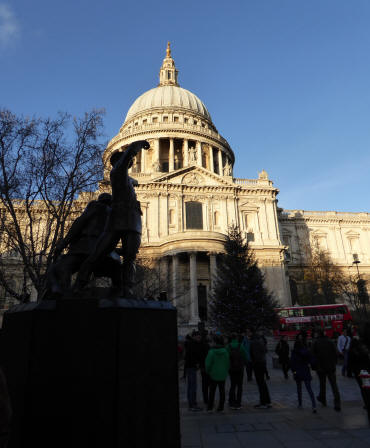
[{"left": 186, "top": 202, "right": 203, "bottom": 230}]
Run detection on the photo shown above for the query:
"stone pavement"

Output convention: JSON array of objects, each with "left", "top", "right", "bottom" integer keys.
[{"left": 179, "top": 352, "right": 370, "bottom": 447}]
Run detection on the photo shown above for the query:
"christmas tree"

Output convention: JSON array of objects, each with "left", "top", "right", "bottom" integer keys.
[{"left": 209, "top": 225, "right": 278, "bottom": 334}]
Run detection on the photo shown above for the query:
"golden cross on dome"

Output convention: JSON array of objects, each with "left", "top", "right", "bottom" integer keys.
[{"left": 166, "top": 42, "right": 171, "bottom": 58}]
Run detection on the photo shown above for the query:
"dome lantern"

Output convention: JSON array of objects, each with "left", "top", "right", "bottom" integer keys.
[{"left": 159, "top": 42, "right": 179, "bottom": 87}]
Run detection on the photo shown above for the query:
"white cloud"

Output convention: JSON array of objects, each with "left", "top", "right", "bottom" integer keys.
[{"left": 0, "top": 4, "right": 20, "bottom": 48}]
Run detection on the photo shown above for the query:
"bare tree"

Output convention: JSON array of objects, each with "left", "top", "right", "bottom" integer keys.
[
  {"left": 294, "top": 242, "right": 370, "bottom": 316},
  {"left": 134, "top": 256, "right": 189, "bottom": 321},
  {"left": 0, "top": 108, "right": 105, "bottom": 302},
  {"left": 297, "top": 242, "right": 345, "bottom": 305},
  {"left": 339, "top": 275, "right": 369, "bottom": 321}
]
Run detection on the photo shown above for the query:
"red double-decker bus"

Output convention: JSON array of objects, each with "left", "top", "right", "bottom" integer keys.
[{"left": 274, "top": 304, "right": 353, "bottom": 340}]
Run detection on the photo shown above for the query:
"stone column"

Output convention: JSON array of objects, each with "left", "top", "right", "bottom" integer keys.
[
  {"left": 169, "top": 138, "right": 174, "bottom": 171},
  {"left": 183, "top": 139, "right": 189, "bottom": 167},
  {"left": 209, "top": 253, "right": 217, "bottom": 293},
  {"left": 141, "top": 147, "right": 146, "bottom": 173},
  {"left": 209, "top": 145, "right": 214, "bottom": 172},
  {"left": 172, "top": 254, "right": 179, "bottom": 307},
  {"left": 154, "top": 139, "right": 160, "bottom": 171},
  {"left": 160, "top": 256, "right": 169, "bottom": 296},
  {"left": 189, "top": 252, "right": 198, "bottom": 323},
  {"left": 218, "top": 149, "right": 223, "bottom": 175},
  {"left": 196, "top": 141, "right": 202, "bottom": 167}
]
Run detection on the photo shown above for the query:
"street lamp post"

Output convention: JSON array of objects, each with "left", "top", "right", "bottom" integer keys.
[
  {"left": 353, "top": 253, "right": 361, "bottom": 279},
  {"left": 353, "top": 253, "right": 369, "bottom": 308}
]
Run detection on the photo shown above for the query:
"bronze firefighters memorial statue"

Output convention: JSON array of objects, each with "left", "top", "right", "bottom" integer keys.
[{"left": 0, "top": 141, "right": 181, "bottom": 448}]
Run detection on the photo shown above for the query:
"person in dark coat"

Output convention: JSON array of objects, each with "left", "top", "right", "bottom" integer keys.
[
  {"left": 227, "top": 334, "right": 248, "bottom": 409},
  {"left": 313, "top": 330, "right": 341, "bottom": 411},
  {"left": 275, "top": 335, "right": 290, "bottom": 379},
  {"left": 242, "top": 329, "right": 253, "bottom": 381},
  {"left": 290, "top": 339, "right": 317, "bottom": 412},
  {"left": 184, "top": 331, "right": 203, "bottom": 411},
  {"left": 250, "top": 328, "right": 272, "bottom": 409},
  {"left": 199, "top": 335, "right": 211, "bottom": 406},
  {"left": 260, "top": 333, "right": 270, "bottom": 380},
  {"left": 348, "top": 336, "right": 370, "bottom": 410}
]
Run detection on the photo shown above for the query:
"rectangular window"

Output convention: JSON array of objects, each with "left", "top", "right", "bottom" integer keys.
[
  {"left": 184, "top": 118, "right": 188, "bottom": 124},
  {"left": 186, "top": 202, "right": 203, "bottom": 229},
  {"left": 152, "top": 117, "right": 158, "bottom": 123},
  {"left": 163, "top": 116, "right": 168, "bottom": 122},
  {"left": 174, "top": 116, "right": 179, "bottom": 122}
]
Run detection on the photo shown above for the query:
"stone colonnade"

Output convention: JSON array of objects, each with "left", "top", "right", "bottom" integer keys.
[
  {"left": 161, "top": 251, "right": 218, "bottom": 324},
  {"left": 131, "top": 137, "right": 231, "bottom": 175}
]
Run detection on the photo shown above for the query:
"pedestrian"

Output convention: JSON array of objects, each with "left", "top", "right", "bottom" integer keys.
[
  {"left": 290, "top": 339, "right": 317, "bottom": 413},
  {"left": 205, "top": 335, "right": 230, "bottom": 413},
  {"left": 260, "top": 331, "right": 270, "bottom": 380},
  {"left": 313, "top": 330, "right": 341, "bottom": 412},
  {"left": 337, "top": 329, "right": 351, "bottom": 377},
  {"left": 297, "top": 330, "right": 308, "bottom": 347},
  {"left": 227, "top": 334, "right": 248, "bottom": 409},
  {"left": 242, "top": 329, "right": 253, "bottom": 381},
  {"left": 184, "top": 331, "right": 203, "bottom": 411},
  {"left": 250, "top": 328, "right": 272, "bottom": 409},
  {"left": 348, "top": 336, "right": 370, "bottom": 410},
  {"left": 199, "top": 333, "right": 211, "bottom": 406},
  {"left": 275, "top": 335, "right": 290, "bottom": 379}
]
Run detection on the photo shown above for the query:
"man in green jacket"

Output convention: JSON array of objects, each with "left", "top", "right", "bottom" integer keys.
[{"left": 205, "top": 336, "right": 230, "bottom": 412}]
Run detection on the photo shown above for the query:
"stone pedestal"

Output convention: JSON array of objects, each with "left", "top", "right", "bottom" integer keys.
[{"left": 0, "top": 297, "right": 180, "bottom": 448}]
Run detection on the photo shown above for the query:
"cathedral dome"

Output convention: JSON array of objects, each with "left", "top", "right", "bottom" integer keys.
[
  {"left": 105, "top": 43, "right": 234, "bottom": 171},
  {"left": 125, "top": 85, "right": 211, "bottom": 122}
]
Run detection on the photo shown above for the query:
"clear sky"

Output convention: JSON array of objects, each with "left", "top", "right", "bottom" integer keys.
[{"left": 1, "top": 0, "right": 370, "bottom": 213}]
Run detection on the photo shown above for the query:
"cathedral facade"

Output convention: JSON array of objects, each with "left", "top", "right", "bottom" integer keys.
[
  {"left": 99, "top": 43, "right": 370, "bottom": 329},
  {"left": 2, "top": 44, "right": 369, "bottom": 331}
]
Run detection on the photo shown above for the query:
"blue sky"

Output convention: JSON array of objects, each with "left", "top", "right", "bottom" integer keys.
[{"left": 1, "top": 0, "right": 370, "bottom": 213}]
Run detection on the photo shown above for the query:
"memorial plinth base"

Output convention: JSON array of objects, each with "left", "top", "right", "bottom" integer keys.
[{"left": 0, "top": 298, "right": 180, "bottom": 448}]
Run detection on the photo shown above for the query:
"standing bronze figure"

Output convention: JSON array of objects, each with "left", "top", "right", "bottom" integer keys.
[{"left": 74, "top": 140, "right": 150, "bottom": 297}]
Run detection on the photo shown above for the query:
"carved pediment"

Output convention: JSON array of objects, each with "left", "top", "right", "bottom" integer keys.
[
  {"left": 182, "top": 173, "right": 204, "bottom": 185},
  {"left": 151, "top": 165, "right": 235, "bottom": 187}
]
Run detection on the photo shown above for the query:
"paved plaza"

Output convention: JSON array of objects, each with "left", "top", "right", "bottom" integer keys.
[{"left": 179, "top": 352, "right": 370, "bottom": 447}]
